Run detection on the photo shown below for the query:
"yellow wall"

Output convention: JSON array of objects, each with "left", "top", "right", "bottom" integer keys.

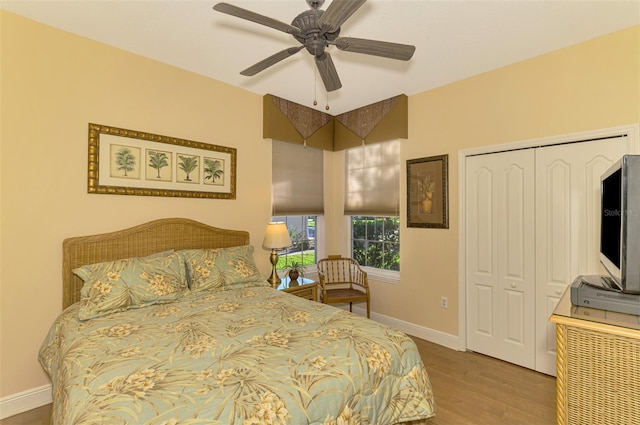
[
  {"left": 1, "top": 9, "right": 639, "bottom": 403},
  {"left": 383, "top": 25, "right": 640, "bottom": 335},
  {"left": 0, "top": 11, "right": 272, "bottom": 397}
]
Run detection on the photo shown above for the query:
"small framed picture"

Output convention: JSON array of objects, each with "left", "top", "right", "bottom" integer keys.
[{"left": 407, "top": 154, "right": 448, "bottom": 228}]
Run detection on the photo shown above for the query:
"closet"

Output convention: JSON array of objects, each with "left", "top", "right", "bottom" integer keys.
[{"left": 465, "top": 135, "right": 630, "bottom": 375}]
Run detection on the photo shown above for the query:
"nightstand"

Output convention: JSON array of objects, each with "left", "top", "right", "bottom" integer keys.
[{"left": 277, "top": 276, "right": 318, "bottom": 302}]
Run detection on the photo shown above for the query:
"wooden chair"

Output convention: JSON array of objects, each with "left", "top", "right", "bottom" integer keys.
[{"left": 317, "top": 255, "right": 370, "bottom": 318}]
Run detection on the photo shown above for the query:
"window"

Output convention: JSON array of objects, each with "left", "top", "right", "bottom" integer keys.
[
  {"left": 272, "top": 215, "right": 317, "bottom": 270},
  {"left": 345, "top": 140, "right": 400, "bottom": 272},
  {"left": 352, "top": 216, "right": 400, "bottom": 271}
]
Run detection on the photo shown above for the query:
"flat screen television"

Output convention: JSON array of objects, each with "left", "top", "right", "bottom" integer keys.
[{"left": 600, "top": 154, "right": 640, "bottom": 294}]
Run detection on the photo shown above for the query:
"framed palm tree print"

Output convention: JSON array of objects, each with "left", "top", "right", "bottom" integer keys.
[{"left": 88, "top": 123, "right": 236, "bottom": 199}]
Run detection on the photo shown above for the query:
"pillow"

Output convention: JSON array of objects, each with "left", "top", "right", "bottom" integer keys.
[
  {"left": 179, "top": 245, "right": 266, "bottom": 293},
  {"left": 179, "top": 248, "right": 225, "bottom": 293},
  {"left": 214, "top": 245, "right": 264, "bottom": 286},
  {"left": 74, "top": 251, "right": 188, "bottom": 320}
]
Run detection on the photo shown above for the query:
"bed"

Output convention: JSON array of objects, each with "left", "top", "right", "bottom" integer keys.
[{"left": 39, "top": 218, "right": 435, "bottom": 424}]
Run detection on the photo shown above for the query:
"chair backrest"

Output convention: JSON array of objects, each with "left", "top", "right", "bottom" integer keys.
[{"left": 317, "top": 255, "right": 368, "bottom": 288}]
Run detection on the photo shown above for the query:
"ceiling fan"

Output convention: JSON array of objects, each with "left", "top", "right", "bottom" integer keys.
[{"left": 213, "top": 0, "right": 416, "bottom": 92}]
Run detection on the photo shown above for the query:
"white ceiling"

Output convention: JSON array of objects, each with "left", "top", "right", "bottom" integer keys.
[{"left": 2, "top": 0, "right": 639, "bottom": 115}]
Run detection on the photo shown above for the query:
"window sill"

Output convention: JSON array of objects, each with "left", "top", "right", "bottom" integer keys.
[
  {"left": 302, "top": 266, "right": 399, "bottom": 285},
  {"left": 362, "top": 267, "right": 400, "bottom": 285}
]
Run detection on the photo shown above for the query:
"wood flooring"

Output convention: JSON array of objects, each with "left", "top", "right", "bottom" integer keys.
[
  {"left": 0, "top": 404, "right": 51, "bottom": 425},
  {"left": 0, "top": 337, "right": 556, "bottom": 425},
  {"left": 413, "top": 337, "right": 557, "bottom": 425}
]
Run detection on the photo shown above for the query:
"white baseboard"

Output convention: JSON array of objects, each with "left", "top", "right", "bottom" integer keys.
[
  {"left": 0, "top": 384, "right": 52, "bottom": 420},
  {"left": 350, "top": 305, "right": 460, "bottom": 350},
  {"left": 0, "top": 309, "right": 458, "bottom": 420}
]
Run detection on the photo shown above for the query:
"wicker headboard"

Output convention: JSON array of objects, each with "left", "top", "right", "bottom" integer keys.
[{"left": 62, "top": 218, "right": 250, "bottom": 309}]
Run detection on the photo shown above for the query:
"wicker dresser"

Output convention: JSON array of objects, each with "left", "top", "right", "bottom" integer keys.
[{"left": 550, "top": 288, "right": 640, "bottom": 425}]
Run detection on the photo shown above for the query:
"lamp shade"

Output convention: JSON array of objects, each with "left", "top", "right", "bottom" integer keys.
[{"left": 262, "top": 222, "right": 292, "bottom": 249}]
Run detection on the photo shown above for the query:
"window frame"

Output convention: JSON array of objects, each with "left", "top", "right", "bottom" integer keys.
[
  {"left": 346, "top": 216, "right": 400, "bottom": 284},
  {"left": 272, "top": 215, "right": 320, "bottom": 273}
]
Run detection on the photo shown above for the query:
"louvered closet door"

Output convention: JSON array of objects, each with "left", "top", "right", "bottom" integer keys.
[
  {"left": 534, "top": 138, "right": 628, "bottom": 375},
  {"left": 466, "top": 150, "right": 536, "bottom": 369}
]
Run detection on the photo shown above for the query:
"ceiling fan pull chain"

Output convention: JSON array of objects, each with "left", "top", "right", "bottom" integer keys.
[
  {"left": 313, "top": 68, "right": 318, "bottom": 106},
  {"left": 313, "top": 47, "right": 318, "bottom": 106}
]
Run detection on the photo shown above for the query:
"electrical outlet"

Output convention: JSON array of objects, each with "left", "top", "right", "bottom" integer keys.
[{"left": 440, "top": 296, "right": 448, "bottom": 308}]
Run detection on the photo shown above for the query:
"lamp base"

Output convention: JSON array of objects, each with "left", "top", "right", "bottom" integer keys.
[{"left": 267, "top": 249, "right": 281, "bottom": 288}]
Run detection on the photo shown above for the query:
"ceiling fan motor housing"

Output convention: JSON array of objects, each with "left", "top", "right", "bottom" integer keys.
[
  {"left": 306, "top": 0, "right": 325, "bottom": 9},
  {"left": 292, "top": 9, "right": 340, "bottom": 57}
]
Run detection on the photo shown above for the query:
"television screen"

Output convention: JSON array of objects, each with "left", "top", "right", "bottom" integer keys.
[
  {"left": 600, "top": 154, "right": 640, "bottom": 294},
  {"left": 601, "top": 167, "right": 621, "bottom": 270}
]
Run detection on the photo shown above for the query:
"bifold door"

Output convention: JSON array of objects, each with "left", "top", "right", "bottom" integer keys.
[{"left": 466, "top": 136, "right": 629, "bottom": 375}]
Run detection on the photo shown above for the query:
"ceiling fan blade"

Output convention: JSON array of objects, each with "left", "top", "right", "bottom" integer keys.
[
  {"left": 317, "top": 0, "right": 366, "bottom": 34},
  {"left": 315, "top": 52, "right": 342, "bottom": 92},
  {"left": 213, "top": 2, "right": 301, "bottom": 35},
  {"left": 240, "top": 46, "right": 304, "bottom": 76},
  {"left": 334, "top": 37, "right": 416, "bottom": 61}
]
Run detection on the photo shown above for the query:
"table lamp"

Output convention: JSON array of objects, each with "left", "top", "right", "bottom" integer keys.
[{"left": 262, "top": 222, "right": 292, "bottom": 287}]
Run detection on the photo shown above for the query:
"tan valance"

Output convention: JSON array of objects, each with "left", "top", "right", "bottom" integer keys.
[
  {"left": 263, "top": 95, "right": 334, "bottom": 150},
  {"left": 263, "top": 94, "right": 408, "bottom": 151}
]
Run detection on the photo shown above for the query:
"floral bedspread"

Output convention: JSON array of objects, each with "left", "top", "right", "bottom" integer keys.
[{"left": 40, "top": 287, "right": 435, "bottom": 424}]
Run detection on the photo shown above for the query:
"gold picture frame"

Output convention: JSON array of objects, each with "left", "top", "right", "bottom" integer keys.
[
  {"left": 407, "top": 154, "right": 448, "bottom": 228},
  {"left": 88, "top": 123, "right": 236, "bottom": 199}
]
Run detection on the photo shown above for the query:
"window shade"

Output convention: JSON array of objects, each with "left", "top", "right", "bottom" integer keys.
[
  {"left": 272, "top": 140, "right": 324, "bottom": 215},
  {"left": 344, "top": 140, "right": 400, "bottom": 216}
]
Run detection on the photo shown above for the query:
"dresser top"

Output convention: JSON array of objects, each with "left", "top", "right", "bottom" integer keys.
[{"left": 551, "top": 287, "right": 640, "bottom": 334}]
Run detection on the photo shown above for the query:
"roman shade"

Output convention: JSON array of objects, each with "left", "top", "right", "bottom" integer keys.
[
  {"left": 272, "top": 140, "right": 324, "bottom": 215},
  {"left": 344, "top": 140, "right": 400, "bottom": 216}
]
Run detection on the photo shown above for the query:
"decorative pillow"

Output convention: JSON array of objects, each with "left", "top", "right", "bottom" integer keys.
[
  {"left": 178, "top": 248, "right": 225, "bottom": 293},
  {"left": 74, "top": 251, "right": 188, "bottom": 320},
  {"left": 214, "top": 245, "right": 264, "bottom": 286},
  {"left": 179, "top": 245, "right": 267, "bottom": 293}
]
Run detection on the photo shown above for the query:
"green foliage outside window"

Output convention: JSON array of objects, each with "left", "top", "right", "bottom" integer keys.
[
  {"left": 273, "top": 216, "right": 317, "bottom": 270},
  {"left": 351, "top": 216, "right": 400, "bottom": 271},
  {"left": 276, "top": 251, "right": 315, "bottom": 270}
]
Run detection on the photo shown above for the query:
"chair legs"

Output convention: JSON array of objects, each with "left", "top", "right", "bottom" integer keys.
[
  {"left": 350, "top": 301, "right": 370, "bottom": 318},
  {"left": 326, "top": 299, "right": 369, "bottom": 319}
]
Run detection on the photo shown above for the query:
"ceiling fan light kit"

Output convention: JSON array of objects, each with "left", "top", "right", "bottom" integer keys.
[{"left": 213, "top": 0, "right": 416, "bottom": 94}]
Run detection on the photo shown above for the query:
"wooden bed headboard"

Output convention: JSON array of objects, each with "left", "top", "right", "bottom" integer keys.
[{"left": 62, "top": 218, "right": 250, "bottom": 309}]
